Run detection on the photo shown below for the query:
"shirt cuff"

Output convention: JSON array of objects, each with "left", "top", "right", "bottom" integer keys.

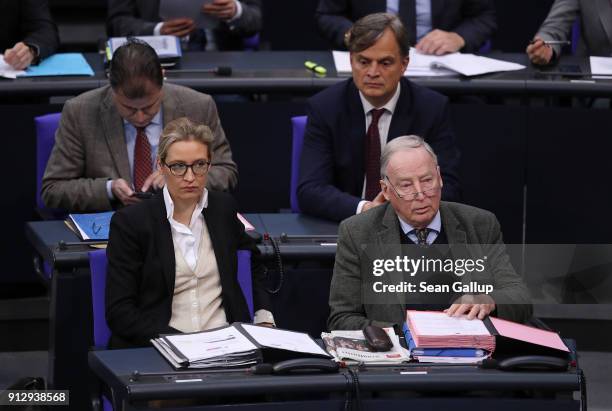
[
  {"left": 253, "top": 309, "right": 275, "bottom": 326},
  {"left": 154, "top": 22, "right": 163, "bottom": 36},
  {"left": 356, "top": 200, "right": 368, "bottom": 214},
  {"left": 106, "top": 180, "right": 115, "bottom": 200},
  {"left": 227, "top": 0, "right": 243, "bottom": 23}
]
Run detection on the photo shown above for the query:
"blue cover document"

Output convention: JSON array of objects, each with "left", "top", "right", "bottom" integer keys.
[
  {"left": 68, "top": 212, "right": 114, "bottom": 240},
  {"left": 21, "top": 53, "right": 95, "bottom": 77}
]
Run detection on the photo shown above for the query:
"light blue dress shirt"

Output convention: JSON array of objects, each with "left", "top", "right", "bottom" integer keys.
[
  {"left": 398, "top": 210, "right": 442, "bottom": 245},
  {"left": 387, "top": 0, "right": 433, "bottom": 41},
  {"left": 105, "top": 109, "right": 163, "bottom": 199}
]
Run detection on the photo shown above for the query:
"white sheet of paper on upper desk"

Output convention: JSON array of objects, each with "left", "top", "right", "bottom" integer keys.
[
  {"left": 332, "top": 49, "right": 525, "bottom": 77},
  {"left": 0, "top": 55, "right": 26, "bottom": 79},
  {"left": 590, "top": 56, "right": 612, "bottom": 78},
  {"left": 241, "top": 324, "right": 329, "bottom": 356},
  {"left": 159, "top": 0, "right": 219, "bottom": 30}
]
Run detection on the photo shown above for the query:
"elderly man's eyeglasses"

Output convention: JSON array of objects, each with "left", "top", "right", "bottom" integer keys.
[
  {"left": 384, "top": 176, "right": 440, "bottom": 200},
  {"left": 163, "top": 160, "right": 211, "bottom": 177}
]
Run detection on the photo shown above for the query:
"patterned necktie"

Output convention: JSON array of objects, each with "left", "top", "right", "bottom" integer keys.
[
  {"left": 413, "top": 228, "right": 430, "bottom": 246},
  {"left": 133, "top": 126, "right": 152, "bottom": 192},
  {"left": 364, "top": 108, "right": 386, "bottom": 201}
]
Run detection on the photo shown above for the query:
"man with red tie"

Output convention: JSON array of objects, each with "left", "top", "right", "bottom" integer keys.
[
  {"left": 297, "top": 13, "right": 460, "bottom": 222},
  {"left": 42, "top": 40, "right": 237, "bottom": 212}
]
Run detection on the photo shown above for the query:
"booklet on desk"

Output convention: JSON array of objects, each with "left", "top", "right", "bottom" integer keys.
[
  {"left": 406, "top": 310, "right": 570, "bottom": 359},
  {"left": 322, "top": 328, "right": 410, "bottom": 365},
  {"left": 107, "top": 36, "right": 182, "bottom": 65},
  {"left": 152, "top": 323, "right": 331, "bottom": 369},
  {"left": 68, "top": 211, "right": 114, "bottom": 241}
]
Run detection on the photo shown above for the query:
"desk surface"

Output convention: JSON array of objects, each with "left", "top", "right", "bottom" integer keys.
[
  {"left": 26, "top": 213, "right": 338, "bottom": 266},
  {"left": 2, "top": 51, "right": 610, "bottom": 97},
  {"left": 90, "top": 347, "right": 581, "bottom": 402}
]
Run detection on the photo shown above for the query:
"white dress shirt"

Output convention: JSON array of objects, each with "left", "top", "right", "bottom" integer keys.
[
  {"left": 356, "top": 83, "right": 402, "bottom": 214},
  {"left": 163, "top": 186, "right": 274, "bottom": 326}
]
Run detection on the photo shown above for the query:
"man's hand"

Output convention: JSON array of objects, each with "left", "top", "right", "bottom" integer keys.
[
  {"left": 526, "top": 37, "right": 554, "bottom": 65},
  {"left": 415, "top": 30, "right": 465, "bottom": 55},
  {"left": 140, "top": 170, "right": 165, "bottom": 193},
  {"left": 446, "top": 294, "right": 496, "bottom": 320},
  {"left": 160, "top": 18, "right": 196, "bottom": 37},
  {"left": 111, "top": 179, "right": 140, "bottom": 206},
  {"left": 202, "top": 0, "right": 238, "bottom": 21},
  {"left": 362, "top": 191, "right": 387, "bottom": 213},
  {"left": 4, "top": 42, "right": 35, "bottom": 70}
]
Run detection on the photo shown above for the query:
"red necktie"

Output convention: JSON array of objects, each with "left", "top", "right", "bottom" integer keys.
[
  {"left": 133, "top": 127, "right": 152, "bottom": 192},
  {"left": 364, "top": 109, "right": 385, "bottom": 201}
]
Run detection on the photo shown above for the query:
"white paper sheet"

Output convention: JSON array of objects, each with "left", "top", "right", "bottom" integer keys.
[
  {"left": 159, "top": 0, "right": 218, "bottom": 30},
  {"left": 590, "top": 56, "right": 612, "bottom": 75},
  {"left": 242, "top": 324, "right": 329, "bottom": 356},
  {"left": 332, "top": 49, "right": 525, "bottom": 77},
  {"left": 0, "top": 55, "right": 26, "bottom": 79},
  {"left": 109, "top": 36, "right": 180, "bottom": 58},
  {"left": 165, "top": 326, "right": 257, "bottom": 362}
]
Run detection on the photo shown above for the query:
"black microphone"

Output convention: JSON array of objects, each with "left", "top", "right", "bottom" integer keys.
[{"left": 168, "top": 66, "right": 232, "bottom": 76}]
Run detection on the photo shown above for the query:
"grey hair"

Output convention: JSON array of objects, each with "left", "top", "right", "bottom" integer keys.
[
  {"left": 345, "top": 12, "right": 409, "bottom": 57},
  {"left": 380, "top": 135, "right": 438, "bottom": 177},
  {"left": 157, "top": 117, "right": 213, "bottom": 162}
]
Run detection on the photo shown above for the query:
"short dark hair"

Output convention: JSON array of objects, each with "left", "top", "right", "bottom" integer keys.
[
  {"left": 109, "top": 39, "right": 163, "bottom": 98},
  {"left": 345, "top": 13, "right": 409, "bottom": 58}
]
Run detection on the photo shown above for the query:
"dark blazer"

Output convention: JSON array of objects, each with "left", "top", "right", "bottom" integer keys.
[
  {"left": 105, "top": 191, "right": 271, "bottom": 349},
  {"left": 0, "top": 0, "right": 59, "bottom": 60},
  {"left": 316, "top": 0, "right": 496, "bottom": 53},
  {"left": 328, "top": 201, "right": 533, "bottom": 330},
  {"left": 297, "top": 77, "right": 461, "bottom": 222},
  {"left": 106, "top": 0, "right": 262, "bottom": 51}
]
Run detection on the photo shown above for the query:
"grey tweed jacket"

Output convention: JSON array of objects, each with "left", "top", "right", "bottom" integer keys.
[
  {"left": 328, "top": 201, "right": 532, "bottom": 330},
  {"left": 41, "top": 83, "right": 238, "bottom": 212}
]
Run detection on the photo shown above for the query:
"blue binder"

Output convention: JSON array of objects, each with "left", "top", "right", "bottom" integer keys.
[{"left": 402, "top": 323, "right": 487, "bottom": 358}]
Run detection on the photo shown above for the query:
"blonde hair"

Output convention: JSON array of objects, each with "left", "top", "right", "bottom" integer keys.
[{"left": 157, "top": 117, "right": 213, "bottom": 161}]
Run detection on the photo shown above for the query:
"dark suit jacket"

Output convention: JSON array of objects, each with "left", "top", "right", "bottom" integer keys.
[
  {"left": 106, "top": 0, "right": 262, "bottom": 51},
  {"left": 328, "top": 201, "right": 533, "bottom": 330},
  {"left": 106, "top": 191, "right": 271, "bottom": 348},
  {"left": 316, "top": 0, "right": 496, "bottom": 53},
  {"left": 0, "top": 0, "right": 59, "bottom": 60},
  {"left": 297, "top": 77, "right": 461, "bottom": 222}
]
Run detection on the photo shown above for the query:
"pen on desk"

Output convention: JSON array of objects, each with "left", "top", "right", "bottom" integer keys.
[{"left": 304, "top": 60, "right": 327, "bottom": 76}]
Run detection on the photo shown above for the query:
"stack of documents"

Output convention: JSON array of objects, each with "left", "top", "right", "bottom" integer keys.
[
  {"left": 402, "top": 322, "right": 490, "bottom": 364},
  {"left": 406, "top": 310, "right": 496, "bottom": 353},
  {"left": 405, "top": 310, "right": 571, "bottom": 363},
  {"left": 67, "top": 211, "right": 114, "bottom": 241},
  {"left": 322, "top": 328, "right": 410, "bottom": 364},
  {"left": 332, "top": 48, "right": 525, "bottom": 77},
  {"left": 152, "top": 323, "right": 331, "bottom": 369}
]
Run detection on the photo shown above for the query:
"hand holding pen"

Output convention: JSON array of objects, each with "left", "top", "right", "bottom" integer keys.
[{"left": 526, "top": 37, "right": 566, "bottom": 65}]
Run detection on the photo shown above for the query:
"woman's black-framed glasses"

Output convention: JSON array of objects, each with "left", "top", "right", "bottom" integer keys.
[{"left": 163, "top": 160, "right": 211, "bottom": 177}]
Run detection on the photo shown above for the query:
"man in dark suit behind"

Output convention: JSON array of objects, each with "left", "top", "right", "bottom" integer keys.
[
  {"left": 328, "top": 135, "right": 532, "bottom": 331},
  {"left": 298, "top": 12, "right": 460, "bottom": 222},
  {"left": 316, "top": 0, "right": 496, "bottom": 54},
  {"left": 106, "top": 0, "right": 261, "bottom": 51},
  {"left": 0, "top": 0, "right": 59, "bottom": 69}
]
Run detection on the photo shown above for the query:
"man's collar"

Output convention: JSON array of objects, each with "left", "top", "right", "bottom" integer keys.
[
  {"left": 359, "top": 82, "right": 401, "bottom": 115},
  {"left": 122, "top": 107, "right": 163, "bottom": 129},
  {"left": 397, "top": 209, "right": 441, "bottom": 235}
]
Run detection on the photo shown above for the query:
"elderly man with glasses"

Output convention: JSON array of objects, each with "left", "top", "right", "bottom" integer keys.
[
  {"left": 42, "top": 39, "right": 237, "bottom": 212},
  {"left": 328, "top": 135, "right": 532, "bottom": 331}
]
